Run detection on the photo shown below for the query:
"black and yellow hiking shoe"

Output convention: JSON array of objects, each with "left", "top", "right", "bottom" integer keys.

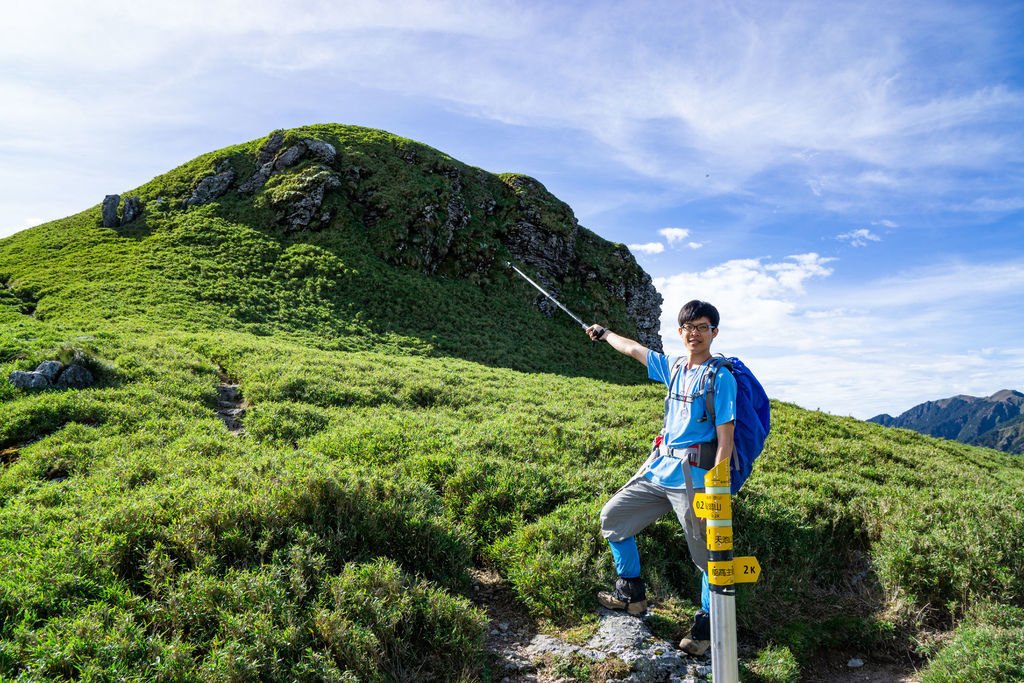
[
  {"left": 596, "top": 577, "right": 647, "bottom": 616},
  {"left": 678, "top": 609, "right": 711, "bottom": 655}
]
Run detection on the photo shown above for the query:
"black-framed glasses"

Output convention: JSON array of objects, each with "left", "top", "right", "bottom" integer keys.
[{"left": 680, "top": 323, "right": 715, "bottom": 334}]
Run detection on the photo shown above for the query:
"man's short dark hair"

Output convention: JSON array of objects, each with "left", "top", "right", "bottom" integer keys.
[{"left": 678, "top": 300, "right": 720, "bottom": 327}]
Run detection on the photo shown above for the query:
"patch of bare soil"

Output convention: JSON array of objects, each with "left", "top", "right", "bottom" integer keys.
[
  {"left": 470, "top": 568, "right": 542, "bottom": 681},
  {"left": 801, "top": 652, "right": 920, "bottom": 683},
  {"left": 1, "top": 446, "right": 19, "bottom": 465}
]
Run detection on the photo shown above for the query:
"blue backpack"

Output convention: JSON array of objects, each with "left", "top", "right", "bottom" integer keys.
[{"left": 670, "top": 355, "right": 771, "bottom": 494}]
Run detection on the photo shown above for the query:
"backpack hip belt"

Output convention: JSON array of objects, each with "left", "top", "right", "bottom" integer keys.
[{"left": 657, "top": 441, "right": 718, "bottom": 470}]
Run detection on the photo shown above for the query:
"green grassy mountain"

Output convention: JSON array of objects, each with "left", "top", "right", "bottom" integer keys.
[
  {"left": 2, "top": 125, "right": 1023, "bottom": 682},
  {"left": 1, "top": 124, "right": 661, "bottom": 383}
]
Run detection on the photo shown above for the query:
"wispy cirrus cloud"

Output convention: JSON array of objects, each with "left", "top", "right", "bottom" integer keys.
[
  {"left": 6, "top": 2, "right": 1020, "bottom": 194},
  {"left": 837, "top": 229, "right": 882, "bottom": 247}
]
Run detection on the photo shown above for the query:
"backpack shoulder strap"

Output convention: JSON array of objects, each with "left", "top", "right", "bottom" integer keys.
[
  {"left": 663, "top": 356, "right": 686, "bottom": 434},
  {"left": 703, "top": 355, "right": 733, "bottom": 426},
  {"left": 669, "top": 356, "right": 685, "bottom": 389}
]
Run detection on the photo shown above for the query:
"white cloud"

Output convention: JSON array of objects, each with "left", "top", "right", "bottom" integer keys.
[
  {"left": 628, "top": 242, "right": 665, "bottom": 255},
  {"left": 874, "top": 219, "right": 899, "bottom": 228},
  {"left": 659, "top": 227, "right": 690, "bottom": 244},
  {"left": 837, "top": 228, "right": 882, "bottom": 247},
  {"left": 2, "top": 1, "right": 1022, "bottom": 233},
  {"left": 654, "top": 253, "right": 835, "bottom": 351},
  {"left": 653, "top": 256, "right": 1024, "bottom": 418},
  {"left": 687, "top": 242, "right": 704, "bottom": 250}
]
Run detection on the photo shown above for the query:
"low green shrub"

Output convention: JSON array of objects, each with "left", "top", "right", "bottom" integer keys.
[
  {"left": 314, "top": 559, "right": 487, "bottom": 681},
  {"left": 919, "top": 603, "right": 1024, "bottom": 682},
  {"left": 741, "top": 644, "right": 800, "bottom": 683},
  {"left": 489, "top": 500, "right": 609, "bottom": 622}
]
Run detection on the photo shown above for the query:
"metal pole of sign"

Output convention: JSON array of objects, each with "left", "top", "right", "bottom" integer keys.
[{"left": 694, "top": 461, "right": 761, "bottom": 683}]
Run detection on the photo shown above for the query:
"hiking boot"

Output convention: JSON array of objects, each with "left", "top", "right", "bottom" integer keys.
[
  {"left": 679, "top": 609, "right": 711, "bottom": 655},
  {"left": 597, "top": 577, "right": 647, "bottom": 616},
  {"left": 678, "top": 635, "right": 710, "bottom": 656}
]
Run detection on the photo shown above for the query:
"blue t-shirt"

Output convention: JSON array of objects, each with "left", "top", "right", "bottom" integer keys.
[{"left": 645, "top": 351, "right": 737, "bottom": 489}]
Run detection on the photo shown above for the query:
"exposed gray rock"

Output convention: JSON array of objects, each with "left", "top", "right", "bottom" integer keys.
[
  {"left": 256, "top": 131, "right": 286, "bottom": 166},
  {"left": 269, "top": 167, "right": 342, "bottom": 232},
  {"left": 518, "top": 609, "right": 706, "bottom": 682},
  {"left": 524, "top": 634, "right": 604, "bottom": 662},
  {"left": 396, "top": 169, "right": 474, "bottom": 274},
  {"left": 55, "top": 364, "right": 94, "bottom": 389},
  {"left": 608, "top": 245, "right": 663, "bottom": 353},
  {"left": 9, "top": 371, "right": 49, "bottom": 390},
  {"left": 102, "top": 194, "right": 120, "bottom": 227},
  {"left": 239, "top": 162, "right": 275, "bottom": 193},
  {"left": 239, "top": 132, "right": 287, "bottom": 193},
  {"left": 239, "top": 136, "right": 337, "bottom": 194},
  {"left": 120, "top": 196, "right": 142, "bottom": 225},
  {"left": 501, "top": 177, "right": 579, "bottom": 318},
  {"left": 438, "top": 173, "right": 471, "bottom": 262},
  {"left": 500, "top": 174, "right": 662, "bottom": 349},
  {"left": 274, "top": 143, "right": 307, "bottom": 172},
  {"left": 304, "top": 138, "right": 337, "bottom": 164},
  {"left": 626, "top": 277, "right": 664, "bottom": 353},
  {"left": 588, "top": 609, "right": 690, "bottom": 680},
  {"left": 184, "top": 162, "right": 235, "bottom": 206},
  {"left": 34, "top": 361, "right": 63, "bottom": 382}
]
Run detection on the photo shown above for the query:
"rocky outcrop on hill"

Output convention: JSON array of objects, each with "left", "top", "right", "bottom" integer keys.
[
  {"left": 102, "top": 195, "right": 120, "bottom": 227},
  {"left": 122, "top": 196, "right": 142, "bottom": 224},
  {"left": 161, "top": 126, "right": 665, "bottom": 349},
  {"left": 869, "top": 389, "right": 1024, "bottom": 454},
  {"left": 500, "top": 174, "right": 663, "bottom": 351},
  {"left": 9, "top": 360, "right": 95, "bottom": 391},
  {"left": 185, "top": 160, "right": 236, "bottom": 207},
  {"left": 100, "top": 194, "right": 143, "bottom": 227}
]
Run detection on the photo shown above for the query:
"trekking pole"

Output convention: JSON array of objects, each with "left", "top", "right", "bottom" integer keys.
[
  {"left": 694, "top": 460, "right": 762, "bottom": 683},
  {"left": 506, "top": 262, "right": 604, "bottom": 336}
]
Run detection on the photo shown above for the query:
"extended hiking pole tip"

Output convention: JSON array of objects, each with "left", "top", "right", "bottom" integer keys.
[{"left": 507, "top": 261, "right": 591, "bottom": 331}]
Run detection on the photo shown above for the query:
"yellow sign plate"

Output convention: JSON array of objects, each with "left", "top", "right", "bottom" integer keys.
[
  {"left": 704, "top": 460, "right": 731, "bottom": 488},
  {"left": 693, "top": 493, "right": 732, "bottom": 520},
  {"left": 707, "top": 527, "right": 733, "bottom": 551},
  {"left": 734, "top": 556, "right": 762, "bottom": 583},
  {"left": 708, "top": 557, "right": 761, "bottom": 586},
  {"left": 708, "top": 560, "right": 735, "bottom": 586}
]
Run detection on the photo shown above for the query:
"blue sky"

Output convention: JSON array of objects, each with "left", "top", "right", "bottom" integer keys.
[{"left": 2, "top": 0, "right": 1022, "bottom": 418}]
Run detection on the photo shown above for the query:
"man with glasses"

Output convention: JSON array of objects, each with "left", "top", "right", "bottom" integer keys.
[{"left": 586, "top": 299, "right": 737, "bottom": 656}]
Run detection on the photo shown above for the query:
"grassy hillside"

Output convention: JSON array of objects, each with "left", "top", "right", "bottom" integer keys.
[
  {"left": 2, "top": 126, "right": 1023, "bottom": 681},
  {"left": 0, "top": 125, "right": 655, "bottom": 384}
]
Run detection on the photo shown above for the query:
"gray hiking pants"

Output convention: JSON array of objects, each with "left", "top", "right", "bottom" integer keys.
[{"left": 599, "top": 467, "right": 708, "bottom": 572}]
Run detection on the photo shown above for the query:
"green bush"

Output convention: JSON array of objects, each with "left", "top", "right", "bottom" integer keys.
[
  {"left": 489, "top": 500, "right": 609, "bottom": 621},
  {"left": 919, "top": 603, "right": 1024, "bottom": 682},
  {"left": 742, "top": 644, "right": 800, "bottom": 683},
  {"left": 314, "top": 559, "right": 487, "bottom": 681}
]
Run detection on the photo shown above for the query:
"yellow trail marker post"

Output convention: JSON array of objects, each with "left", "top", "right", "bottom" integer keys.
[{"left": 692, "top": 460, "right": 762, "bottom": 683}]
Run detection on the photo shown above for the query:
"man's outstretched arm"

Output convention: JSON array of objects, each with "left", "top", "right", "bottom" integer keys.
[{"left": 586, "top": 324, "right": 650, "bottom": 366}]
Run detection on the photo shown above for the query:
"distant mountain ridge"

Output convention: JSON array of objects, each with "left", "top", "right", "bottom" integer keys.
[{"left": 868, "top": 389, "right": 1024, "bottom": 454}]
